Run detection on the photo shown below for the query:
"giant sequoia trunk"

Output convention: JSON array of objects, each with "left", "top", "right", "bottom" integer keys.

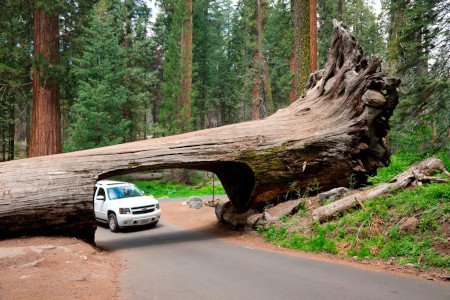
[
  {"left": 29, "top": 7, "right": 62, "bottom": 157},
  {"left": 0, "top": 21, "right": 399, "bottom": 243}
]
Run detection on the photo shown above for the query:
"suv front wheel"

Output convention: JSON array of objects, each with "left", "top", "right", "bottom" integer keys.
[{"left": 108, "top": 213, "right": 120, "bottom": 232}]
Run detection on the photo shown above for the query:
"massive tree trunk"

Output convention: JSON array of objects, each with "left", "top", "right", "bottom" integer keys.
[
  {"left": 29, "top": 7, "right": 61, "bottom": 157},
  {"left": 0, "top": 21, "right": 400, "bottom": 243}
]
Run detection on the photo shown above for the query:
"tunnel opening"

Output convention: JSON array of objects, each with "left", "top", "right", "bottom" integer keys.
[
  {"left": 93, "top": 161, "right": 255, "bottom": 240},
  {"left": 97, "top": 161, "right": 255, "bottom": 212}
]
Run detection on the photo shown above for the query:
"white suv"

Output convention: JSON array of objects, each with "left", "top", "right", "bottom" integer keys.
[{"left": 94, "top": 180, "right": 161, "bottom": 232}]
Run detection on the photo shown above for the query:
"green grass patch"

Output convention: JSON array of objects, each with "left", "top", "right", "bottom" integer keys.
[
  {"left": 259, "top": 183, "right": 450, "bottom": 268},
  {"left": 132, "top": 180, "right": 226, "bottom": 198},
  {"left": 258, "top": 222, "right": 338, "bottom": 254}
]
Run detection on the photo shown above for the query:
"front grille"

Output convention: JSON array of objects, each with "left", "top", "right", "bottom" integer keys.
[{"left": 131, "top": 205, "right": 155, "bottom": 215}]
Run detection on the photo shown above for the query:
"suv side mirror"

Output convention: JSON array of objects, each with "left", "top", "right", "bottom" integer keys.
[{"left": 96, "top": 195, "right": 105, "bottom": 201}]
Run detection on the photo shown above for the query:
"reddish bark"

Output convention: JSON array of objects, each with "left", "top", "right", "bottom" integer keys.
[
  {"left": 178, "top": 0, "right": 193, "bottom": 133},
  {"left": 252, "top": 0, "right": 263, "bottom": 120},
  {"left": 29, "top": 7, "right": 61, "bottom": 157}
]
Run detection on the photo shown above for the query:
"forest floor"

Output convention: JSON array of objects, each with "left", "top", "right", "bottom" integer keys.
[{"left": 0, "top": 199, "right": 448, "bottom": 299}]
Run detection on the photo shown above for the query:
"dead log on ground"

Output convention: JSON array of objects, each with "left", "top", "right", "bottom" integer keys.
[
  {"left": 0, "top": 20, "right": 399, "bottom": 243},
  {"left": 312, "top": 157, "right": 450, "bottom": 222}
]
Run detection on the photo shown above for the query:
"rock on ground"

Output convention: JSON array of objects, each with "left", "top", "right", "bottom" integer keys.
[{"left": 188, "top": 196, "right": 203, "bottom": 209}]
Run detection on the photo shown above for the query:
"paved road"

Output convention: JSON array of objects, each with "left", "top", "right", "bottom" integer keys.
[{"left": 96, "top": 202, "right": 450, "bottom": 300}]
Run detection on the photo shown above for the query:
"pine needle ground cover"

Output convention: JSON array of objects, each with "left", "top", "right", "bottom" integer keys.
[{"left": 258, "top": 154, "right": 450, "bottom": 269}]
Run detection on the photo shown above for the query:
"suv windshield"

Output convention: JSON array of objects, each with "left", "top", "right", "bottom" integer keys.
[{"left": 107, "top": 184, "right": 144, "bottom": 200}]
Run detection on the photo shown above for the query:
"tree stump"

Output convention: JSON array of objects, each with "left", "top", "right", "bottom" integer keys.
[{"left": 0, "top": 20, "right": 400, "bottom": 243}]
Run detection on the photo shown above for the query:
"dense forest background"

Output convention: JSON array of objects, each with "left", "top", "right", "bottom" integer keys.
[{"left": 0, "top": 0, "right": 448, "bottom": 161}]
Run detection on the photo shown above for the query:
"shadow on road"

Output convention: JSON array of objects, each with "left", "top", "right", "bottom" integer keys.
[{"left": 96, "top": 223, "right": 218, "bottom": 251}]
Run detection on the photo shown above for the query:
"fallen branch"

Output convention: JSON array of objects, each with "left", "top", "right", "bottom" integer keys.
[{"left": 312, "top": 157, "right": 450, "bottom": 222}]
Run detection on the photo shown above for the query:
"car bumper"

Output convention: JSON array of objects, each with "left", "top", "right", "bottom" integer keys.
[{"left": 117, "top": 209, "right": 161, "bottom": 227}]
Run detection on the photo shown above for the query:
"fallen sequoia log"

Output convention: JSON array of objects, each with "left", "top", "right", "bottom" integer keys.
[
  {"left": 312, "top": 157, "right": 450, "bottom": 222},
  {"left": 0, "top": 20, "right": 400, "bottom": 243}
]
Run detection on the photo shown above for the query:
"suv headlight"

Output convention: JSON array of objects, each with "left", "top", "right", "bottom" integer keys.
[
  {"left": 119, "top": 208, "right": 131, "bottom": 214},
  {"left": 156, "top": 203, "right": 160, "bottom": 209}
]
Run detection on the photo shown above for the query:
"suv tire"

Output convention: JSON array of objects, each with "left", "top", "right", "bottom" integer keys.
[
  {"left": 149, "top": 220, "right": 159, "bottom": 228},
  {"left": 108, "top": 213, "right": 120, "bottom": 232}
]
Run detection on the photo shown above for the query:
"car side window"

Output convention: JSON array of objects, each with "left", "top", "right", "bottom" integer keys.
[{"left": 97, "top": 188, "right": 106, "bottom": 199}]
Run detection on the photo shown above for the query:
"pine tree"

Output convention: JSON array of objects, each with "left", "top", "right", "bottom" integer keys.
[
  {"left": 159, "top": 1, "right": 183, "bottom": 135},
  {"left": 228, "top": 1, "right": 253, "bottom": 120},
  {"left": 65, "top": 2, "right": 130, "bottom": 151},
  {"left": 387, "top": 0, "right": 449, "bottom": 152},
  {"left": 59, "top": 0, "right": 96, "bottom": 143},
  {"left": 149, "top": 12, "right": 166, "bottom": 135},
  {"left": 0, "top": 1, "right": 33, "bottom": 160},
  {"left": 192, "top": 0, "right": 236, "bottom": 128},
  {"left": 266, "top": 0, "right": 292, "bottom": 110},
  {"left": 227, "top": 0, "right": 273, "bottom": 121},
  {"left": 317, "top": 0, "right": 383, "bottom": 69},
  {"left": 120, "top": 0, "right": 154, "bottom": 141}
]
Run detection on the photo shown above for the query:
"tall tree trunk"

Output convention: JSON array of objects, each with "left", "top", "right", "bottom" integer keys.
[
  {"left": 310, "top": 0, "right": 317, "bottom": 72},
  {"left": 122, "top": 0, "right": 132, "bottom": 142},
  {"left": 386, "top": 2, "right": 402, "bottom": 75},
  {"left": 29, "top": 7, "right": 61, "bottom": 157},
  {"left": 151, "top": 45, "right": 163, "bottom": 132},
  {"left": 337, "top": 0, "right": 343, "bottom": 20},
  {"left": 291, "top": 0, "right": 311, "bottom": 100},
  {"left": 8, "top": 102, "right": 15, "bottom": 160},
  {"left": 256, "top": 0, "right": 273, "bottom": 118},
  {"left": 178, "top": 0, "right": 193, "bottom": 133},
  {"left": 1, "top": 128, "right": 5, "bottom": 161},
  {"left": 289, "top": 56, "right": 296, "bottom": 103},
  {"left": 251, "top": 50, "right": 262, "bottom": 120},
  {"left": 252, "top": 0, "right": 273, "bottom": 120}
]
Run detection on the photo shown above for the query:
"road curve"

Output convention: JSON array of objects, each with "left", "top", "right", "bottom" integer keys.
[{"left": 96, "top": 207, "right": 450, "bottom": 300}]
